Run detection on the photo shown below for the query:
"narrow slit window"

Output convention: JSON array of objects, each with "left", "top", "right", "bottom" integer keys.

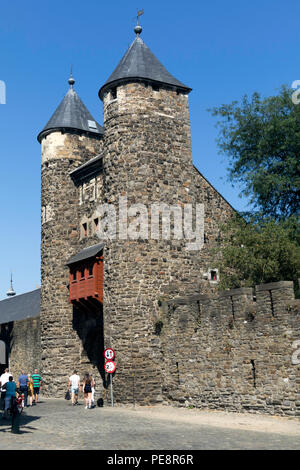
[
  {"left": 111, "top": 87, "right": 117, "bottom": 99},
  {"left": 88, "top": 264, "right": 93, "bottom": 277}
]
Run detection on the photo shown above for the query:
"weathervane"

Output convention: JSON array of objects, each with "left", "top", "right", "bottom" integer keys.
[
  {"left": 134, "top": 9, "right": 144, "bottom": 35},
  {"left": 137, "top": 9, "right": 144, "bottom": 24},
  {"left": 68, "top": 64, "right": 75, "bottom": 89}
]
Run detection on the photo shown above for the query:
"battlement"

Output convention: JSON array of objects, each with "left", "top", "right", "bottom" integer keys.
[
  {"left": 161, "top": 280, "right": 298, "bottom": 326},
  {"left": 159, "top": 280, "right": 300, "bottom": 416}
]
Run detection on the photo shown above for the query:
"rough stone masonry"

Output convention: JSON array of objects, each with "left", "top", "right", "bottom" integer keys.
[{"left": 0, "top": 24, "right": 298, "bottom": 415}]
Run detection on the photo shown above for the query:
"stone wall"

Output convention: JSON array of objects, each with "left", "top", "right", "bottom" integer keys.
[
  {"left": 100, "top": 81, "right": 234, "bottom": 405},
  {"left": 159, "top": 281, "right": 300, "bottom": 416},
  {"left": 41, "top": 130, "right": 104, "bottom": 396},
  {"left": 0, "top": 317, "right": 40, "bottom": 379}
]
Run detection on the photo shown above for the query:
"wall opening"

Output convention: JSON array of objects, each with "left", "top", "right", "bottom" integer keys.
[{"left": 250, "top": 359, "right": 256, "bottom": 388}]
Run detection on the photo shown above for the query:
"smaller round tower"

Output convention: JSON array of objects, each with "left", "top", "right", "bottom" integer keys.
[{"left": 38, "top": 72, "right": 103, "bottom": 395}]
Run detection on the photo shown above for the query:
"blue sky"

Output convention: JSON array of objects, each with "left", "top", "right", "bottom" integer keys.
[{"left": 0, "top": 0, "right": 299, "bottom": 297}]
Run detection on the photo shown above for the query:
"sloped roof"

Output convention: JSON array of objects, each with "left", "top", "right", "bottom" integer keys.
[
  {"left": 66, "top": 243, "right": 104, "bottom": 266},
  {"left": 99, "top": 35, "right": 191, "bottom": 99},
  {"left": 70, "top": 154, "right": 104, "bottom": 186},
  {"left": 0, "top": 289, "right": 40, "bottom": 325},
  {"left": 38, "top": 87, "right": 103, "bottom": 142}
]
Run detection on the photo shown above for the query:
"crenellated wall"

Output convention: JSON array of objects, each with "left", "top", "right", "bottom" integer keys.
[{"left": 159, "top": 281, "right": 300, "bottom": 416}]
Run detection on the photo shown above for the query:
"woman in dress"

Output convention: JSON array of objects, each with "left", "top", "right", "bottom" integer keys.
[{"left": 82, "top": 373, "right": 94, "bottom": 409}]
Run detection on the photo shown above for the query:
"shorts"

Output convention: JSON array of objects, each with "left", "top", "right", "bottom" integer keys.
[
  {"left": 84, "top": 385, "right": 92, "bottom": 394},
  {"left": 33, "top": 387, "right": 40, "bottom": 395},
  {"left": 71, "top": 388, "right": 79, "bottom": 395},
  {"left": 5, "top": 396, "right": 14, "bottom": 410}
]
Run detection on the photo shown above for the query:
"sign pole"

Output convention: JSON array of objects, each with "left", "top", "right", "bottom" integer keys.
[
  {"left": 104, "top": 349, "right": 116, "bottom": 408},
  {"left": 110, "top": 374, "right": 114, "bottom": 407}
]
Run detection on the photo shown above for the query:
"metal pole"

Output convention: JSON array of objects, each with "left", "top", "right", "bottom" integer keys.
[{"left": 110, "top": 375, "right": 114, "bottom": 407}]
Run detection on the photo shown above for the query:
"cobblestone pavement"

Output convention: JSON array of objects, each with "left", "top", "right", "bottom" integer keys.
[{"left": 0, "top": 399, "right": 299, "bottom": 450}]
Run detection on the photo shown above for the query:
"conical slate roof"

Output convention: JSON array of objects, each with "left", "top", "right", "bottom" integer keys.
[
  {"left": 38, "top": 81, "right": 103, "bottom": 143},
  {"left": 99, "top": 33, "right": 191, "bottom": 100}
]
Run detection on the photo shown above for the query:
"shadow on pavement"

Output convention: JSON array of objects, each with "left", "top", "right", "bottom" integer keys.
[{"left": 0, "top": 412, "right": 41, "bottom": 434}]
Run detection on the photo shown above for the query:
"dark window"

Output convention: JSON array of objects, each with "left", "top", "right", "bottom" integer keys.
[
  {"left": 152, "top": 85, "right": 159, "bottom": 92},
  {"left": 88, "top": 264, "right": 93, "bottom": 276},
  {"left": 80, "top": 267, "right": 85, "bottom": 279},
  {"left": 82, "top": 223, "right": 87, "bottom": 237},
  {"left": 210, "top": 270, "right": 217, "bottom": 281},
  {"left": 111, "top": 87, "right": 117, "bottom": 99}
]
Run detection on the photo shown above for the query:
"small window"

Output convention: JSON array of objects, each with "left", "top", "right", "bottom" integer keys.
[
  {"left": 80, "top": 267, "right": 85, "bottom": 279},
  {"left": 82, "top": 223, "right": 87, "bottom": 237},
  {"left": 152, "top": 85, "right": 159, "bottom": 92},
  {"left": 111, "top": 87, "right": 117, "bottom": 100},
  {"left": 88, "top": 264, "right": 93, "bottom": 277},
  {"left": 72, "top": 271, "right": 76, "bottom": 282},
  {"left": 210, "top": 270, "right": 217, "bottom": 282},
  {"left": 94, "top": 218, "right": 99, "bottom": 230}
]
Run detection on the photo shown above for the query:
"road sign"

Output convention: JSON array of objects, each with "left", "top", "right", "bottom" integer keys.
[
  {"left": 104, "top": 360, "right": 116, "bottom": 374},
  {"left": 104, "top": 348, "right": 115, "bottom": 360}
]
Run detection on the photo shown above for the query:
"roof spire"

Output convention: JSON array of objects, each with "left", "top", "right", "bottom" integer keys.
[
  {"left": 7, "top": 272, "right": 16, "bottom": 297},
  {"left": 68, "top": 65, "right": 75, "bottom": 89},
  {"left": 134, "top": 9, "right": 144, "bottom": 36}
]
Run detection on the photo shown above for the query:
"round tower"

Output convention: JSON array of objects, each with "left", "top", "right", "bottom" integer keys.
[
  {"left": 38, "top": 73, "right": 103, "bottom": 395},
  {"left": 98, "top": 24, "right": 197, "bottom": 404}
]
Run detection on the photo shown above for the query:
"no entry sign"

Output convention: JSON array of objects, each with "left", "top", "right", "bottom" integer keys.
[
  {"left": 104, "top": 360, "right": 116, "bottom": 374},
  {"left": 104, "top": 348, "right": 115, "bottom": 360}
]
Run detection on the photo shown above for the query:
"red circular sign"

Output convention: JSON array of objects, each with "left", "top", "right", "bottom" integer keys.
[
  {"left": 104, "top": 348, "right": 115, "bottom": 360},
  {"left": 104, "top": 360, "right": 116, "bottom": 374}
]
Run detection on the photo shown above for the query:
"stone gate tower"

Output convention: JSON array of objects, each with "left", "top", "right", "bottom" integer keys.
[
  {"left": 98, "top": 24, "right": 203, "bottom": 404},
  {"left": 38, "top": 74, "right": 103, "bottom": 395}
]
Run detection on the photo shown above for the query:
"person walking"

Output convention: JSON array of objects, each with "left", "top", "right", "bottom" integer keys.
[
  {"left": 31, "top": 369, "right": 42, "bottom": 404},
  {"left": 68, "top": 370, "right": 80, "bottom": 406},
  {"left": 17, "top": 370, "right": 29, "bottom": 407},
  {"left": 27, "top": 374, "right": 34, "bottom": 406},
  {"left": 91, "top": 374, "right": 96, "bottom": 408},
  {"left": 82, "top": 373, "right": 94, "bottom": 409},
  {"left": 0, "top": 368, "right": 12, "bottom": 411},
  {"left": 3, "top": 376, "right": 16, "bottom": 419}
]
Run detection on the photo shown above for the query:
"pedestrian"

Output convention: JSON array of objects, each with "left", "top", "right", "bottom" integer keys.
[
  {"left": 0, "top": 368, "right": 12, "bottom": 411},
  {"left": 68, "top": 370, "right": 80, "bottom": 406},
  {"left": 27, "top": 374, "right": 34, "bottom": 406},
  {"left": 3, "top": 376, "right": 16, "bottom": 419},
  {"left": 82, "top": 373, "right": 94, "bottom": 409},
  {"left": 91, "top": 374, "right": 96, "bottom": 408},
  {"left": 17, "top": 370, "right": 29, "bottom": 407},
  {"left": 31, "top": 369, "right": 42, "bottom": 404}
]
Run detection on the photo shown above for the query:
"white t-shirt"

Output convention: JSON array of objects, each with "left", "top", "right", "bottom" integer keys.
[
  {"left": 0, "top": 372, "right": 12, "bottom": 392},
  {"left": 69, "top": 374, "right": 80, "bottom": 389}
]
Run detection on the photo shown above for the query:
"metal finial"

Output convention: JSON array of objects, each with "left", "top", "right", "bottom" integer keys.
[
  {"left": 134, "top": 9, "right": 144, "bottom": 35},
  {"left": 68, "top": 65, "right": 75, "bottom": 88},
  {"left": 7, "top": 271, "right": 16, "bottom": 297}
]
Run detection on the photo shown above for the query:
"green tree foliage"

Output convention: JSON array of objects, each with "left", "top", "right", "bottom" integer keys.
[
  {"left": 217, "top": 215, "right": 300, "bottom": 294},
  {"left": 209, "top": 86, "right": 300, "bottom": 292},
  {"left": 210, "top": 86, "right": 300, "bottom": 219}
]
